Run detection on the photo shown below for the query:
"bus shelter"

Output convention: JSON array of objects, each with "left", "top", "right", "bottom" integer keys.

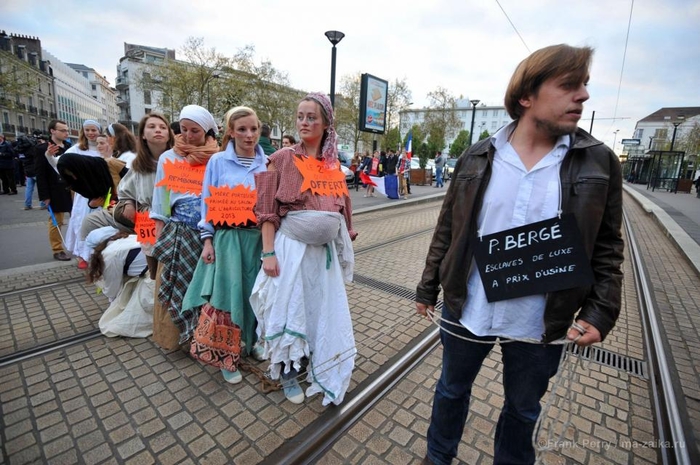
[{"left": 646, "top": 150, "right": 685, "bottom": 193}]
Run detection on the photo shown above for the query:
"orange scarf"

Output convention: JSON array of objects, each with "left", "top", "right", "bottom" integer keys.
[{"left": 173, "top": 134, "right": 219, "bottom": 166}]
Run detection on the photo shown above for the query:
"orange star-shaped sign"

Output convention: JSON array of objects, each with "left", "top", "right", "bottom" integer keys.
[
  {"left": 292, "top": 156, "right": 348, "bottom": 198},
  {"left": 155, "top": 159, "right": 207, "bottom": 195},
  {"left": 205, "top": 184, "right": 257, "bottom": 227}
]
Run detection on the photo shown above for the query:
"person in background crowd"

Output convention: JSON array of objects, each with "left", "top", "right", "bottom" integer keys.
[
  {"left": 20, "top": 131, "right": 46, "bottom": 210},
  {"left": 151, "top": 105, "right": 219, "bottom": 350},
  {"left": 106, "top": 123, "right": 137, "bottom": 168},
  {"left": 0, "top": 134, "right": 17, "bottom": 195},
  {"left": 282, "top": 135, "right": 296, "bottom": 148},
  {"left": 385, "top": 149, "right": 398, "bottom": 175},
  {"left": 34, "top": 119, "right": 73, "bottom": 261},
  {"left": 379, "top": 150, "right": 387, "bottom": 177},
  {"left": 434, "top": 151, "right": 445, "bottom": 188},
  {"left": 398, "top": 149, "right": 410, "bottom": 200},
  {"left": 363, "top": 150, "right": 380, "bottom": 197},
  {"left": 64, "top": 119, "right": 103, "bottom": 269},
  {"left": 170, "top": 121, "right": 181, "bottom": 135},
  {"left": 416, "top": 44, "right": 624, "bottom": 465},
  {"left": 258, "top": 123, "right": 276, "bottom": 156},
  {"left": 182, "top": 106, "right": 267, "bottom": 384},
  {"left": 351, "top": 152, "right": 362, "bottom": 191},
  {"left": 251, "top": 92, "right": 357, "bottom": 406}
]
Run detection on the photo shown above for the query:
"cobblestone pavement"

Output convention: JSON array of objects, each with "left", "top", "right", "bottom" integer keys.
[
  {"left": 2, "top": 193, "right": 698, "bottom": 464},
  {"left": 0, "top": 201, "right": 437, "bottom": 465}
]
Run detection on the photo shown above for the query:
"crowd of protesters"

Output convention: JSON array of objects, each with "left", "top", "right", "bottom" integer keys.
[{"left": 6, "top": 93, "right": 357, "bottom": 406}]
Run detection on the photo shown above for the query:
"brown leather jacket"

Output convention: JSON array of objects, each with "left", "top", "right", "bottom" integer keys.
[{"left": 416, "top": 129, "right": 624, "bottom": 343}]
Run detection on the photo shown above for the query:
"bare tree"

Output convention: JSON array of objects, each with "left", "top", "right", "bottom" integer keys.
[{"left": 0, "top": 51, "right": 35, "bottom": 111}]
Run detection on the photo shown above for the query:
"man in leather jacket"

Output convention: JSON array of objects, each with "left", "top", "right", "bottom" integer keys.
[{"left": 416, "top": 44, "right": 623, "bottom": 465}]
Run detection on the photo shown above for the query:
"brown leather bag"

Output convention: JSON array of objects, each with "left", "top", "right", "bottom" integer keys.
[{"left": 151, "top": 261, "right": 181, "bottom": 350}]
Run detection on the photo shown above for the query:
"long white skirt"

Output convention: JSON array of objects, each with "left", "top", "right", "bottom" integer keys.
[
  {"left": 65, "top": 193, "right": 95, "bottom": 261},
  {"left": 250, "top": 231, "right": 356, "bottom": 406}
]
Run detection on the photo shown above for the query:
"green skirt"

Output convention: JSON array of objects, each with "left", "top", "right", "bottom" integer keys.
[{"left": 182, "top": 228, "right": 262, "bottom": 355}]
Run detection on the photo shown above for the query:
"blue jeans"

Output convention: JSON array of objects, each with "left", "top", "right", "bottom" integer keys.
[
  {"left": 426, "top": 309, "right": 563, "bottom": 465},
  {"left": 25, "top": 176, "right": 37, "bottom": 208},
  {"left": 435, "top": 167, "right": 443, "bottom": 187}
]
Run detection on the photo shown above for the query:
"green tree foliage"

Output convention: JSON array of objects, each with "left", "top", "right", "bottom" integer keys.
[
  {"left": 383, "top": 127, "right": 401, "bottom": 152},
  {"left": 335, "top": 73, "right": 373, "bottom": 153},
  {"left": 0, "top": 51, "right": 35, "bottom": 110},
  {"left": 479, "top": 129, "right": 490, "bottom": 141},
  {"left": 449, "top": 130, "right": 470, "bottom": 157},
  {"left": 385, "top": 78, "right": 412, "bottom": 131},
  {"left": 676, "top": 121, "right": 700, "bottom": 156}
]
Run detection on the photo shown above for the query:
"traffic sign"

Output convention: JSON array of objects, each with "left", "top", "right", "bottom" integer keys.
[{"left": 621, "top": 139, "right": 641, "bottom": 145}]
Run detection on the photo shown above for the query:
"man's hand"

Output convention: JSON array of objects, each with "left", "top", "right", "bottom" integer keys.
[
  {"left": 567, "top": 319, "right": 601, "bottom": 347},
  {"left": 416, "top": 302, "right": 435, "bottom": 320}
]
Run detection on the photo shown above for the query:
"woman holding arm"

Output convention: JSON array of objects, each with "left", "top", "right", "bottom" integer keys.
[
  {"left": 150, "top": 105, "right": 219, "bottom": 349},
  {"left": 251, "top": 93, "right": 357, "bottom": 406},
  {"left": 106, "top": 123, "right": 137, "bottom": 168},
  {"left": 182, "top": 106, "right": 267, "bottom": 384}
]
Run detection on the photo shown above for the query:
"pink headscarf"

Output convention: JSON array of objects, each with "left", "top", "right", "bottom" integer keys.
[{"left": 304, "top": 92, "right": 338, "bottom": 165}]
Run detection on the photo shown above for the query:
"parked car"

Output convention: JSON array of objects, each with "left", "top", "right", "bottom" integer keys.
[
  {"left": 340, "top": 164, "right": 354, "bottom": 183},
  {"left": 338, "top": 151, "right": 352, "bottom": 168},
  {"left": 444, "top": 158, "right": 458, "bottom": 179}
]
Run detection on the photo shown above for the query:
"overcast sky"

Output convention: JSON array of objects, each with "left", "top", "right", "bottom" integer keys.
[{"left": 3, "top": 0, "right": 699, "bottom": 150}]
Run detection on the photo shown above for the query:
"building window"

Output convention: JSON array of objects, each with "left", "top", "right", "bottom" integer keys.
[
  {"left": 491, "top": 121, "right": 497, "bottom": 130},
  {"left": 92, "top": 84, "right": 96, "bottom": 90},
  {"left": 31, "top": 117, "right": 36, "bottom": 129},
  {"left": 145, "top": 108, "right": 152, "bottom": 114},
  {"left": 18, "top": 115, "right": 24, "bottom": 128},
  {"left": 144, "top": 91, "right": 151, "bottom": 105},
  {"left": 3, "top": 112, "right": 9, "bottom": 125}
]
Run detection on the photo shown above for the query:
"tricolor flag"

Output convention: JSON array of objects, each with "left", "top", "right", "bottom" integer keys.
[
  {"left": 405, "top": 132, "right": 412, "bottom": 160},
  {"left": 360, "top": 172, "right": 400, "bottom": 199}
]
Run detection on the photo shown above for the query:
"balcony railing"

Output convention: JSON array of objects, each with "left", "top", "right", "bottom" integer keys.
[
  {"left": 40, "top": 109, "right": 48, "bottom": 117},
  {"left": 29, "top": 106, "right": 38, "bottom": 114}
]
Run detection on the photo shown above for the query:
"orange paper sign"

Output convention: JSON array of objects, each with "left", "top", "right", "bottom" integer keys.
[
  {"left": 205, "top": 184, "right": 257, "bottom": 227},
  {"left": 293, "top": 156, "right": 349, "bottom": 198},
  {"left": 155, "top": 159, "right": 207, "bottom": 195},
  {"left": 135, "top": 211, "right": 157, "bottom": 245}
]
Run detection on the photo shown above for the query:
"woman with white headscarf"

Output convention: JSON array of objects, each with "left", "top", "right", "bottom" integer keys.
[
  {"left": 64, "top": 119, "right": 102, "bottom": 269},
  {"left": 150, "top": 105, "right": 219, "bottom": 349}
]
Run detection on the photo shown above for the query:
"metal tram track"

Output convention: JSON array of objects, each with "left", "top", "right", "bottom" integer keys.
[
  {"left": 624, "top": 210, "right": 696, "bottom": 465},
  {"left": 0, "top": 224, "right": 436, "bottom": 369},
  {"left": 0, "top": 276, "right": 85, "bottom": 299},
  {"left": 266, "top": 209, "right": 694, "bottom": 464}
]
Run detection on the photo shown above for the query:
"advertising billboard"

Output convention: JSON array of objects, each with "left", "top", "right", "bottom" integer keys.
[{"left": 359, "top": 73, "right": 388, "bottom": 134}]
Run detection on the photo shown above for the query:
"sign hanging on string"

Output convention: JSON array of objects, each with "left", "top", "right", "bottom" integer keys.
[
  {"left": 155, "top": 159, "right": 207, "bottom": 195},
  {"left": 205, "top": 184, "right": 257, "bottom": 227},
  {"left": 134, "top": 211, "right": 157, "bottom": 245},
  {"left": 472, "top": 214, "right": 594, "bottom": 302},
  {"left": 293, "top": 155, "right": 349, "bottom": 198}
]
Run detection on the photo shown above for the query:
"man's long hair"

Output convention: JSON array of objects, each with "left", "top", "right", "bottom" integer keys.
[{"left": 505, "top": 44, "right": 593, "bottom": 120}]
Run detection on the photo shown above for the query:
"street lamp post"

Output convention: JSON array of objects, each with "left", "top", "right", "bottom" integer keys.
[
  {"left": 324, "top": 31, "right": 345, "bottom": 109},
  {"left": 670, "top": 116, "right": 685, "bottom": 151},
  {"left": 206, "top": 72, "right": 221, "bottom": 113},
  {"left": 612, "top": 129, "right": 619, "bottom": 152},
  {"left": 468, "top": 99, "right": 480, "bottom": 147}
]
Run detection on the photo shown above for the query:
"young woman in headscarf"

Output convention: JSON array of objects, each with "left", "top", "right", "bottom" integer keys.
[
  {"left": 150, "top": 105, "right": 219, "bottom": 350},
  {"left": 251, "top": 93, "right": 357, "bottom": 406},
  {"left": 63, "top": 120, "right": 103, "bottom": 269},
  {"left": 181, "top": 106, "right": 267, "bottom": 384},
  {"left": 106, "top": 123, "right": 137, "bottom": 168}
]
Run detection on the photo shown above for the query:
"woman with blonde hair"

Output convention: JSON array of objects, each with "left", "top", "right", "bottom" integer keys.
[{"left": 182, "top": 106, "right": 267, "bottom": 383}]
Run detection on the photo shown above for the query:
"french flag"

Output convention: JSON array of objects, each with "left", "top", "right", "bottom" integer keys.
[
  {"left": 405, "top": 132, "right": 412, "bottom": 160},
  {"left": 360, "top": 172, "right": 400, "bottom": 199}
]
